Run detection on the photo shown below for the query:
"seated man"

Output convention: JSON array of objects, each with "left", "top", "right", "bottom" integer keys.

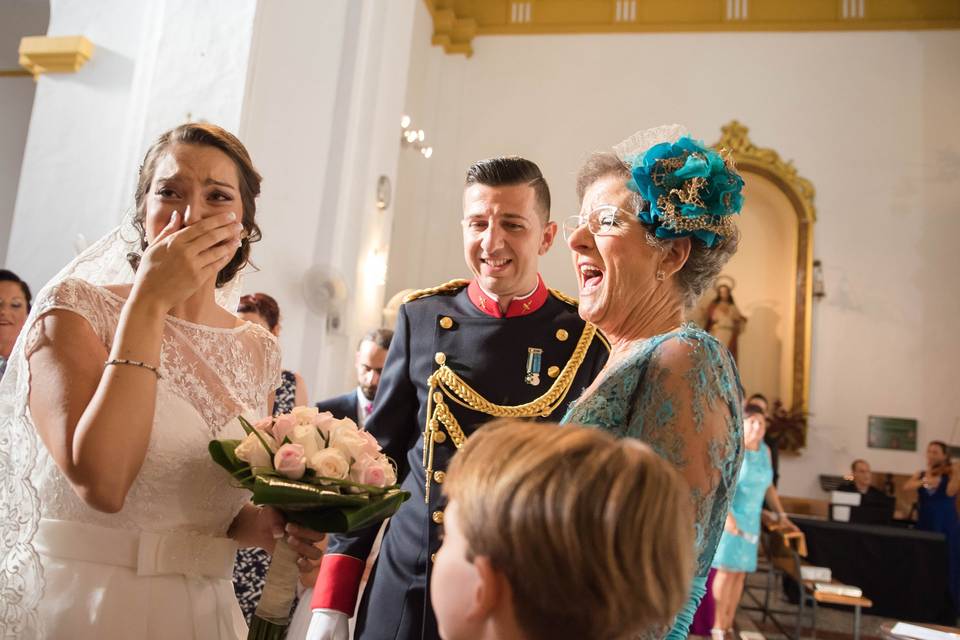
[
  {"left": 837, "top": 459, "right": 891, "bottom": 508},
  {"left": 315, "top": 328, "right": 393, "bottom": 426},
  {"left": 431, "top": 419, "right": 695, "bottom": 640}
]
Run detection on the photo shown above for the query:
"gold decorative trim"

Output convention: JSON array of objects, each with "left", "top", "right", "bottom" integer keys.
[
  {"left": 713, "top": 120, "right": 815, "bottom": 421},
  {"left": 422, "top": 321, "right": 597, "bottom": 501},
  {"left": 19, "top": 35, "right": 94, "bottom": 78},
  {"left": 424, "top": 1, "right": 476, "bottom": 57},
  {"left": 424, "top": 0, "right": 959, "bottom": 56}
]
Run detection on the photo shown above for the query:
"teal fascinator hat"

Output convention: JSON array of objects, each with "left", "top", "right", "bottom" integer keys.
[{"left": 614, "top": 124, "right": 744, "bottom": 248}]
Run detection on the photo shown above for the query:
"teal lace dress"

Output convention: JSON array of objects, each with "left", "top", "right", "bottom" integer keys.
[
  {"left": 563, "top": 324, "right": 744, "bottom": 640},
  {"left": 712, "top": 442, "right": 773, "bottom": 572}
]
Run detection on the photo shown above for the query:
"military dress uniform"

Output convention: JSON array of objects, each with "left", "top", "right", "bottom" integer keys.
[{"left": 311, "top": 276, "right": 609, "bottom": 640}]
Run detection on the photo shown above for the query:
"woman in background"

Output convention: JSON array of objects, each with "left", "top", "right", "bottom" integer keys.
[
  {"left": 710, "top": 404, "right": 797, "bottom": 640},
  {"left": 237, "top": 292, "right": 307, "bottom": 414},
  {"left": 0, "top": 269, "right": 32, "bottom": 378},
  {"left": 905, "top": 440, "right": 960, "bottom": 607}
]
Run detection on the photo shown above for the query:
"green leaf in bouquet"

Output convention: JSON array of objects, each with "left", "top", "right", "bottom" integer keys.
[
  {"left": 284, "top": 488, "right": 411, "bottom": 534},
  {"left": 251, "top": 476, "right": 371, "bottom": 509},
  {"left": 237, "top": 414, "right": 257, "bottom": 436},
  {"left": 208, "top": 440, "right": 258, "bottom": 489}
]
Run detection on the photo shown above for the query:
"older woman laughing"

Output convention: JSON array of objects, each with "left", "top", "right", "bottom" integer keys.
[{"left": 561, "top": 125, "right": 746, "bottom": 639}]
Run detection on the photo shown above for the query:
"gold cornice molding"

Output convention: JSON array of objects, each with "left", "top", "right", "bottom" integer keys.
[
  {"left": 424, "top": 1, "right": 476, "bottom": 57},
  {"left": 713, "top": 120, "right": 815, "bottom": 421},
  {"left": 425, "top": 0, "right": 960, "bottom": 56},
  {"left": 19, "top": 35, "right": 95, "bottom": 78},
  {"left": 715, "top": 120, "right": 816, "bottom": 224}
]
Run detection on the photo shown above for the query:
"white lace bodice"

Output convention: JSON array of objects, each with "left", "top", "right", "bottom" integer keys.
[{"left": 28, "top": 277, "right": 282, "bottom": 535}]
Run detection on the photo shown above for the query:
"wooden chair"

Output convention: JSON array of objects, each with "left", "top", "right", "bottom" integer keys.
[{"left": 757, "top": 527, "right": 873, "bottom": 640}]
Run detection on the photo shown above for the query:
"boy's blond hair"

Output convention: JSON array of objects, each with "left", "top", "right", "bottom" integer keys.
[{"left": 444, "top": 419, "right": 694, "bottom": 640}]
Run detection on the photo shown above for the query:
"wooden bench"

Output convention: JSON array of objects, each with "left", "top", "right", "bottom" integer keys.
[{"left": 756, "top": 527, "right": 873, "bottom": 640}]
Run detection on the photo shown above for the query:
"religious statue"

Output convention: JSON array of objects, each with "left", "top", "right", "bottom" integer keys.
[{"left": 705, "top": 277, "right": 746, "bottom": 361}]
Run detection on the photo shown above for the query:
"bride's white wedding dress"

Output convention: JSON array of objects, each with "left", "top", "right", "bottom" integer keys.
[{"left": 15, "top": 277, "right": 281, "bottom": 639}]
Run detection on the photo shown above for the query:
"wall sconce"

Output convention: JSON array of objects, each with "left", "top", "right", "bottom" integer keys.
[
  {"left": 812, "top": 259, "right": 826, "bottom": 299},
  {"left": 400, "top": 114, "right": 433, "bottom": 159}
]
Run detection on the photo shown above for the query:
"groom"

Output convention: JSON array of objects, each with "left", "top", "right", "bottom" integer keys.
[{"left": 308, "top": 157, "right": 609, "bottom": 640}]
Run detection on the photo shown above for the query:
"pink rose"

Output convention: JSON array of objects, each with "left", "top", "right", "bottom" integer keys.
[
  {"left": 272, "top": 414, "right": 298, "bottom": 443},
  {"left": 350, "top": 454, "right": 396, "bottom": 488},
  {"left": 253, "top": 417, "right": 274, "bottom": 433},
  {"left": 274, "top": 443, "right": 307, "bottom": 479}
]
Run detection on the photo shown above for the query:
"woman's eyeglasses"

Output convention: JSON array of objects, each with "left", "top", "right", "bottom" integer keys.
[{"left": 562, "top": 205, "right": 635, "bottom": 242}]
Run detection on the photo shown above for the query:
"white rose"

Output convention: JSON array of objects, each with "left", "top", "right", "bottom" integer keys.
[
  {"left": 235, "top": 431, "right": 275, "bottom": 472},
  {"left": 289, "top": 424, "right": 322, "bottom": 459},
  {"left": 309, "top": 447, "right": 351, "bottom": 480},
  {"left": 291, "top": 405, "right": 320, "bottom": 426},
  {"left": 330, "top": 421, "right": 371, "bottom": 462}
]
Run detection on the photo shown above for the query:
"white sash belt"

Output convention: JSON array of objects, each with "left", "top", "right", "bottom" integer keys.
[{"left": 36, "top": 518, "right": 238, "bottom": 580}]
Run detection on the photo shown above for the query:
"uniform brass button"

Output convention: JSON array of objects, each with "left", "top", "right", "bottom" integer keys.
[
  {"left": 435, "top": 352, "right": 446, "bottom": 365},
  {"left": 433, "top": 431, "right": 447, "bottom": 444},
  {"left": 556, "top": 329, "right": 569, "bottom": 342},
  {"left": 433, "top": 470, "right": 446, "bottom": 484},
  {"left": 432, "top": 510, "right": 444, "bottom": 525},
  {"left": 431, "top": 553, "right": 437, "bottom": 563},
  {"left": 547, "top": 365, "right": 560, "bottom": 378},
  {"left": 439, "top": 316, "right": 454, "bottom": 329}
]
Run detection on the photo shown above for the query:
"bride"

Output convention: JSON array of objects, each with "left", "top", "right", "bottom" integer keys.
[{"left": 0, "top": 123, "right": 307, "bottom": 639}]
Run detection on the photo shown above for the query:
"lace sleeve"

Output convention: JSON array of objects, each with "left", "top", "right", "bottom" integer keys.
[
  {"left": 626, "top": 333, "right": 743, "bottom": 639},
  {"left": 30, "top": 278, "right": 119, "bottom": 348},
  {"left": 241, "top": 324, "right": 282, "bottom": 407}
]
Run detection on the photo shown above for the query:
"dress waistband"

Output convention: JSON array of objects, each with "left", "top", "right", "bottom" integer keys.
[{"left": 36, "top": 518, "right": 238, "bottom": 580}]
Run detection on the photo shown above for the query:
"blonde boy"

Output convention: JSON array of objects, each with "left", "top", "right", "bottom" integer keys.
[{"left": 431, "top": 419, "right": 695, "bottom": 640}]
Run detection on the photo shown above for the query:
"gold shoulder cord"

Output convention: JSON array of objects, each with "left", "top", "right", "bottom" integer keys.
[
  {"left": 422, "top": 321, "right": 598, "bottom": 502},
  {"left": 403, "top": 279, "right": 470, "bottom": 304}
]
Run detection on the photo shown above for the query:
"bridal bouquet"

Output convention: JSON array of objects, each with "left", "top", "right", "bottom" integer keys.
[{"left": 209, "top": 406, "right": 409, "bottom": 640}]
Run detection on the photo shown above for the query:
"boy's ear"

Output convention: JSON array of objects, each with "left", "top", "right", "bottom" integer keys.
[{"left": 469, "top": 555, "right": 504, "bottom": 620}]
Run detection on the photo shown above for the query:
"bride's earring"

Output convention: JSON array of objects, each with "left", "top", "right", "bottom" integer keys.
[{"left": 656, "top": 269, "right": 666, "bottom": 281}]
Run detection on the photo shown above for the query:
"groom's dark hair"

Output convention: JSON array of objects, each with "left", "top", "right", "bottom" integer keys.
[{"left": 465, "top": 156, "right": 551, "bottom": 222}]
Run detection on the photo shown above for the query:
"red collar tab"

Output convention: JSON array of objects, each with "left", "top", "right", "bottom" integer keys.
[{"left": 467, "top": 276, "right": 549, "bottom": 318}]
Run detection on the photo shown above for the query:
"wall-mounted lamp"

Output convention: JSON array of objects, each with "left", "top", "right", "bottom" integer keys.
[
  {"left": 812, "top": 259, "right": 826, "bottom": 299},
  {"left": 400, "top": 114, "right": 433, "bottom": 159}
]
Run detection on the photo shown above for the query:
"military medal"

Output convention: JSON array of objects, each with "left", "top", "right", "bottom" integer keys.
[{"left": 525, "top": 348, "right": 543, "bottom": 386}]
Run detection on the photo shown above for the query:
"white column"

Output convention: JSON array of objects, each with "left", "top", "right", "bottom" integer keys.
[{"left": 240, "top": 0, "right": 417, "bottom": 400}]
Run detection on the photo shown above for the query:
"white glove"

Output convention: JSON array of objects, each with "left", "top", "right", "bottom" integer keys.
[{"left": 305, "top": 609, "right": 349, "bottom": 640}]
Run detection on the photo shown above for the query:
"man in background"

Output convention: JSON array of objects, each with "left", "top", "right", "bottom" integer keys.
[
  {"left": 315, "top": 328, "right": 393, "bottom": 426},
  {"left": 838, "top": 459, "right": 891, "bottom": 507}
]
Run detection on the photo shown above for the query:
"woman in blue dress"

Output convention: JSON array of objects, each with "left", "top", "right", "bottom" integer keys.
[
  {"left": 711, "top": 404, "right": 797, "bottom": 639},
  {"left": 904, "top": 440, "right": 960, "bottom": 608},
  {"left": 562, "top": 126, "right": 746, "bottom": 639}
]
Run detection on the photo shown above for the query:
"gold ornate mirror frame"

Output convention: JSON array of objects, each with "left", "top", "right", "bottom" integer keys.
[{"left": 713, "top": 121, "right": 816, "bottom": 421}]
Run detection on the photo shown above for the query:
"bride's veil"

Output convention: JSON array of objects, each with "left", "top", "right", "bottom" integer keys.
[{"left": 0, "top": 217, "right": 242, "bottom": 637}]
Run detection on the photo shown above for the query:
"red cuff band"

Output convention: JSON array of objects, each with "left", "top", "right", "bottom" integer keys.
[{"left": 311, "top": 554, "right": 365, "bottom": 615}]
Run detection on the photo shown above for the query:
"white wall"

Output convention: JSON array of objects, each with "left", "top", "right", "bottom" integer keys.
[
  {"left": 6, "top": 0, "right": 257, "bottom": 292},
  {"left": 0, "top": 0, "right": 49, "bottom": 271},
  {"left": 387, "top": 22, "right": 960, "bottom": 498}
]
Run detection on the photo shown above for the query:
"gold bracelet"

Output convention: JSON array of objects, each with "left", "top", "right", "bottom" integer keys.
[{"left": 105, "top": 358, "right": 161, "bottom": 379}]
